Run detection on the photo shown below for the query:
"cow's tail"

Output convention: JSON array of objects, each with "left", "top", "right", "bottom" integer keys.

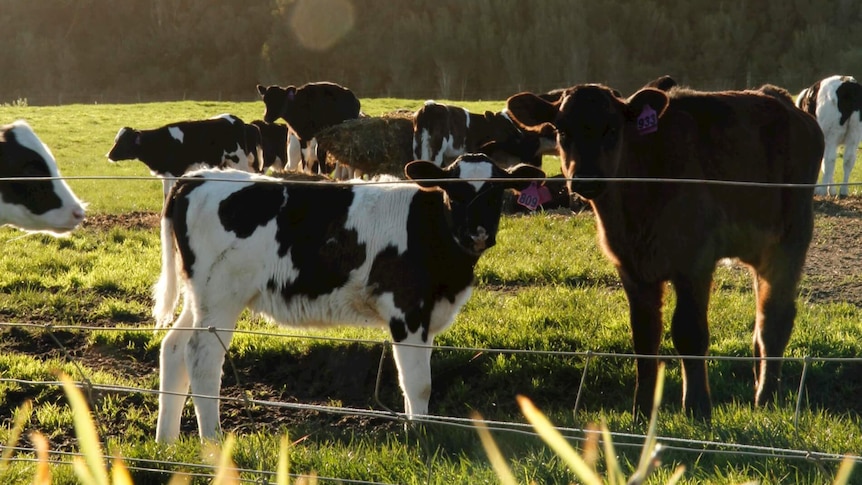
[{"left": 153, "top": 195, "right": 181, "bottom": 328}]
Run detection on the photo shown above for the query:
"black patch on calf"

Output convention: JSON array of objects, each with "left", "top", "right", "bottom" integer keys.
[
  {"left": 0, "top": 129, "right": 63, "bottom": 215},
  {"left": 368, "top": 190, "right": 478, "bottom": 342},
  {"left": 270, "top": 185, "right": 367, "bottom": 301},
  {"left": 836, "top": 80, "right": 862, "bottom": 125},
  {"left": 167, "top": 178, "right": 206, "bottom": 278},
  {"left": 218, "top": 184, "right": 285, "bottom": 237}
]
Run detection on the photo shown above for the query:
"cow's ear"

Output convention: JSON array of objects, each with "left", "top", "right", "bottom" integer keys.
[
  {"left": 405, "top": 160, "right": 448, "bottom": 190},
  {"left": 506, "top": 92, "right": 558, "bottom": 132},
  {"left": 256, "top": 84, "right": 267, "bottom": 97},
  {"left": 502, "top": 164, "right": 546, "bottom": 192},
  {"left": 625, "top": 88, "right": 669, "bottom": 120}
]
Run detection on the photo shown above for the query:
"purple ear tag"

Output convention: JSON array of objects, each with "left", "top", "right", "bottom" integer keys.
[
  {"left": 637, "top": 104, "right": 658, "bottom": 135},
  {"left": 517, "top": 182, "right": 550, "bottom": 211}
]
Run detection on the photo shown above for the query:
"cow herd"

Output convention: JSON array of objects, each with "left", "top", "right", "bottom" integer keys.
[{"left": 2, "top": 74, "right": 860, "bottom": 443}]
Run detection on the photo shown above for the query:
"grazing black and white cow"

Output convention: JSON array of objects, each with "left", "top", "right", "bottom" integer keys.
[
  {"left": 250, "top": 120, "right": 288, "bottom": 172},
  {"left": 249, "top": 120, "right": 319, "bottom": 174},
  {"left": 257, "top": 82, "right": 362, "bottom": 175},
  {"left": 412, "top": 101, "right": 556, "bottom": 168},
  {"left": 507, "top": 83, "right": 823, "bottom": 420},
  {"left": 0, "top": 120, "right": 86, "bottom": 233},
  {"left": 152, "top": 153, "right": 544, "bottom": 442},
  {"left": 106, "top": 114, "right": 262, "bottom": 197},
  {"left": 796, "top": 75, "right": 862, "bottom": 196}
]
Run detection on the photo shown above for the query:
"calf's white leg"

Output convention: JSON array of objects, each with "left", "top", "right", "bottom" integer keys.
[
  {"left": 161, "top": 178, "right": 176, "bottom": 200},
  {"left": 186, "top": 306, "right": 244, "bottom": 441},
  {"left": 391, "top": 331, "right": 434, "bottom": 418},
  {"left": 840, "top": 125, "right": 862, "bottom": 196},
  {"left": 156, "top": 304, "right": 194, "bottom": 443},
  {"left": 820, "top": 134, "right": 840, "bottom": 196}
]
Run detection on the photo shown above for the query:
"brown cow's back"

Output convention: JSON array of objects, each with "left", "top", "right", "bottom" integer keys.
[{"left": 597, "top": 88, "right": 822, "bottom": 264}]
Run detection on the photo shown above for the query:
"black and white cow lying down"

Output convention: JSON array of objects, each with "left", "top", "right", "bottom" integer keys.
[
  {"left": 153, "top": 153, "right": 545, "bottom": 442},
  {"left": 796, "top": 75, "right": 862, "bottom": 197},
  {"left": 106, "top": 114, "right": 263, "bottom": 197},
  {"left": 0, "top": 120, "right": 86, "bottom": 233}
]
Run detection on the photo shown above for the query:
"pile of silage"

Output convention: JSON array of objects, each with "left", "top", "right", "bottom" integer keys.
[{"left": 315, "top": 111, "right": 415, "bottom": 178}]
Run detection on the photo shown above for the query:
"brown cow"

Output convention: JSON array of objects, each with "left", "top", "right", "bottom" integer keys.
[{"left": 506, "top": 84, "right": 824, "bottom": 419}]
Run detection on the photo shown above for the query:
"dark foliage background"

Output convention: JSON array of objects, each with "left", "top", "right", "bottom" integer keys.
[{"left": 2, "top": 0, "right": 860, "bottom": 105}]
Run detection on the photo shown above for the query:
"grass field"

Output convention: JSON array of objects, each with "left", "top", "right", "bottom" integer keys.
[{"left": 0, "top": 99, "right": 861, "bottom": 484}]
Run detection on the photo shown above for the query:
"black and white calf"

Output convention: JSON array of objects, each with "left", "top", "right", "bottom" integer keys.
[
  {"left": 796, "top": 75, "right": 862, "bottom": 196},
  {"left": 247, "top": 120, "right": 316, "bottom": 174},
  {"left": 153, "top": 154, "right": 544, "bottom": 442},
  {"left": 257, "top": 82, "right": 362, "bottom": 175},
  {"left": 250, "top": 120, "right": 289, "bottom": 172},
  {"left": 107, "top": 114, "right": 263, "bottom": 197},
  {"left": 0, "top": 120, "right": 85, "bottom": 233},
  {"left": 412, "top": 101, "right": 556, "bottom": 168}
]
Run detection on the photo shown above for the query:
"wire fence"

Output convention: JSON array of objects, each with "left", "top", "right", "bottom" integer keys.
[
  {"left": 0, "top": 173, "right": 861, "bottom": 483},
  {"left": 1, "top": 321, "right": 861, "bottom": 483}
]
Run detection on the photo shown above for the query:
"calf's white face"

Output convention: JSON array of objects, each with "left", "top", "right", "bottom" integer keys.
[{"left": 0, "top": 121, "right": 86, "bottom": 234}]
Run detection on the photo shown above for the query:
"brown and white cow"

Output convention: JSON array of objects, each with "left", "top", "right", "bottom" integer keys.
[
  {"left": 412, "top": 101, "right": 555, "bottom": 168},
  {"left": 507, "top": 83, "right": 824, "bottom": 420}
]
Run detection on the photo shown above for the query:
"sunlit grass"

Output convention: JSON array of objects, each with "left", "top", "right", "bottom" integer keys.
[{"left": 0, "top": 100, "right": 859, "bottom": 483}]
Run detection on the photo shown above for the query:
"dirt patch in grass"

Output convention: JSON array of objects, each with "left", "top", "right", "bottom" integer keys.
[{"left": 83, "top": 210, "right": 160, "bottom": 231}]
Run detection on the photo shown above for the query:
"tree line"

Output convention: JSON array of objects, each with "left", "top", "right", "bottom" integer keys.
[{"left": 2, "top": 0, "right": 860, "bottom": 105}]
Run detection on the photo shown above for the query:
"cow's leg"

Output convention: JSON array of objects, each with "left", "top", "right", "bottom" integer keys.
[
  {"left": 840, "top": 130, "right": 862, "bottom": 197},
  {"left": 413, "top": 129, "right": 431, "bottom": 161},
  {"left": 619, "top": 270, "right": 664, "bottom": 418},
  {"left": 669, "top": 272, "right": 714, "bottom": 419},
  {"left": 185, "top": 302, "right": 245, "bottom": 441},
  {"left": 287, "top": 134, "right": 302, "bottom": 171},
  {"left": 162, "top": 178, "right": 175, "bottom": 200},
  {"left": 819, "top": 138, "right": 839, "bottom": 196},
  {"left": 156, "top": 303, "right": 195, "bottom": 443},
  {"left": 752, "top": 252, "right": 806, "bottom": 407},
  {"left": 391, "top": 325, "right": 434, "bottom": 418}
]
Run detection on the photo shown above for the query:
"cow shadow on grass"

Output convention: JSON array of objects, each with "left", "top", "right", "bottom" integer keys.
[{"left": 212, "top": 339, "right": 862, "bottom": 452}]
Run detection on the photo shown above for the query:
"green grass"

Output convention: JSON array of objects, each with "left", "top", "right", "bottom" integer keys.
[{"left": 0, "top": 100, "right": 860, "bottom": 484}]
